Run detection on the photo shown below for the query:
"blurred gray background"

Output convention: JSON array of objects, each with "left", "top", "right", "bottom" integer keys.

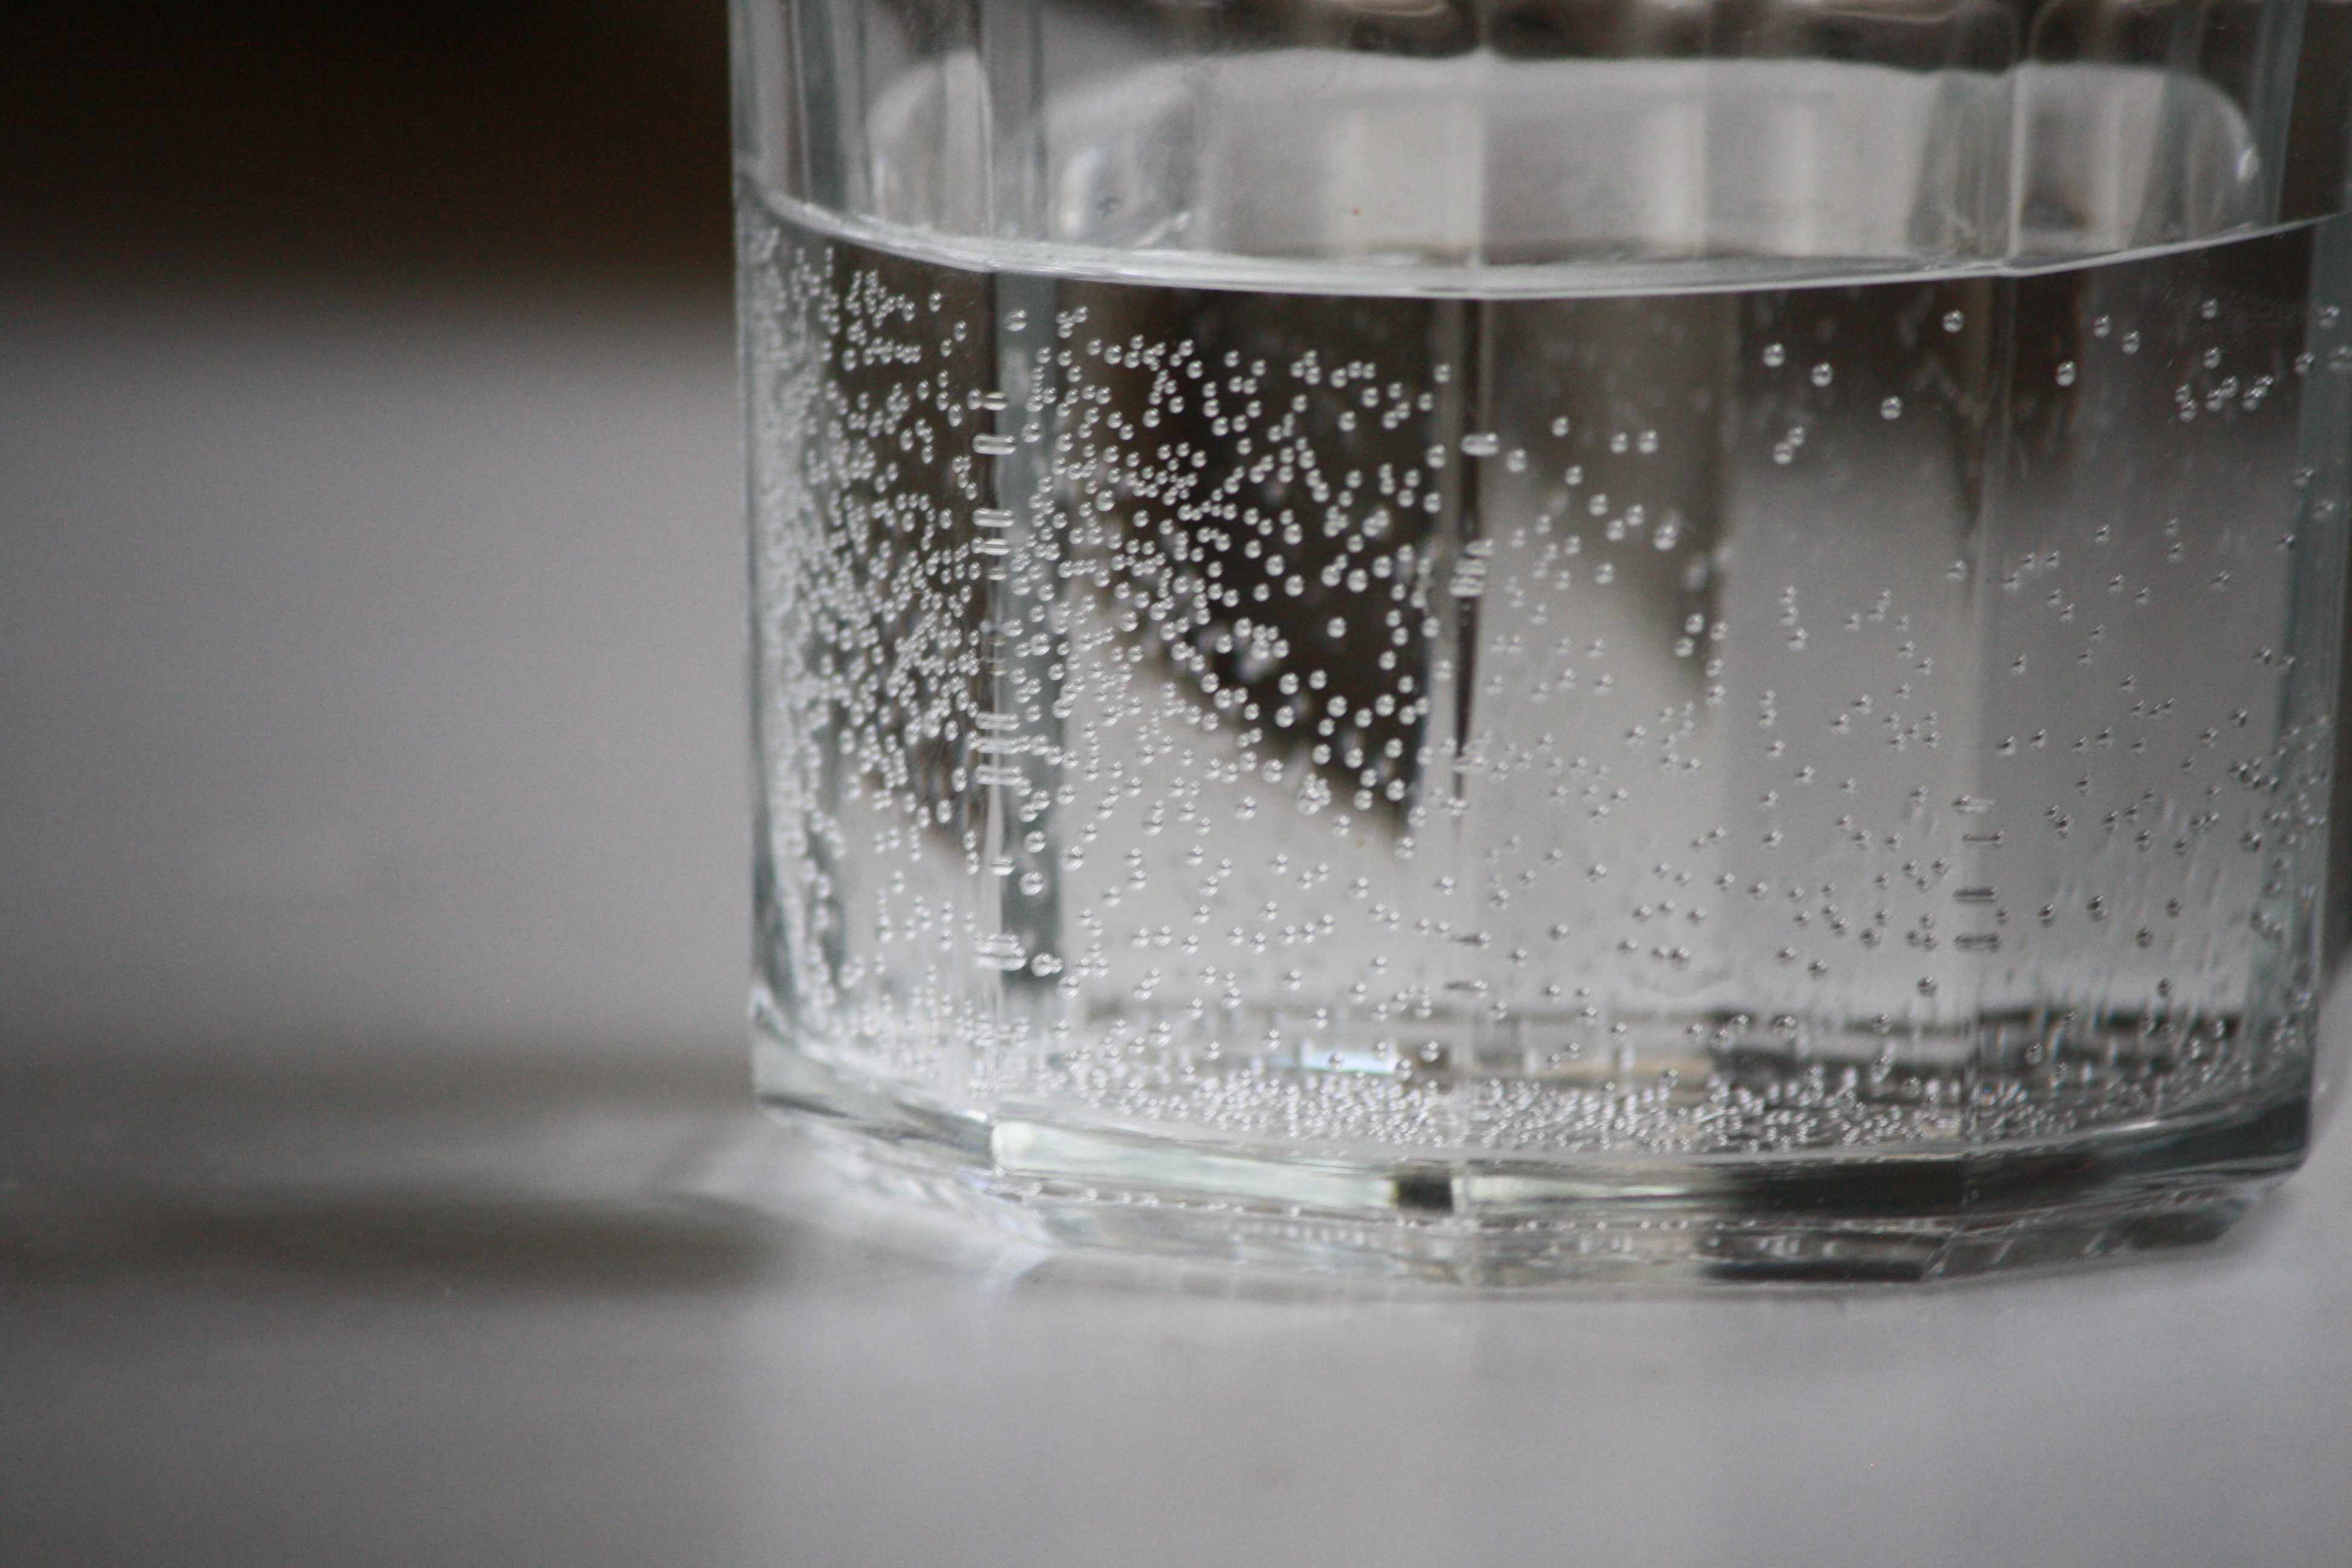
[{"left": 2, "top": 2, "right": 747, "bottom": 1064}]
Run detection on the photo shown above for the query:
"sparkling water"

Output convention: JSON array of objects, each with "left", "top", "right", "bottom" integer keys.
[{"left": 743, "top": 189, "right": 2348, "bottom": 1169}]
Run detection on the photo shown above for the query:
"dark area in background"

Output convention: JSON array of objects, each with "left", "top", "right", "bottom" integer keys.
[
  {"left": 4, "top": 1, "right": 733, "bottom": 296},
  {"left": 0, "top": 0, "right": 751, "bottom": 1053}
]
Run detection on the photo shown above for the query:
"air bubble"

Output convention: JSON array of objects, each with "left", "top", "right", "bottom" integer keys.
[{"left": 744, "top": 208, "right": 2298, "bottom": 1177}]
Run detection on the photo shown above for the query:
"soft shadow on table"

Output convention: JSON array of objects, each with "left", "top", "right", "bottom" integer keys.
[
  {"left": 5, "top": 1037, "right": 2350, "bottom": 1568},
  {"left": 0, "top": 1185, "right": 789, "bottom": 1295},
  {"left": 1, "top": 1034, "right": 2336, "bottom": 1307},
  {"left": 0, "top": 1039, "right": 799, "bottom": 1298}
]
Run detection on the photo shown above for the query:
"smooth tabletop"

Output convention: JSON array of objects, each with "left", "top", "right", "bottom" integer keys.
[{"left": 4, "top": 288, "right": 2348, "bottom": 1568}]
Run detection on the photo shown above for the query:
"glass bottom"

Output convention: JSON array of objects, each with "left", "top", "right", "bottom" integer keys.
[{"left": 754, "top": 1033, "right": 2306, "bottom": 1285}]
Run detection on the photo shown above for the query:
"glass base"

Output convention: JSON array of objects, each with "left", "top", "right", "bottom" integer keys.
[{"left": 756, "top": 1040, "right": 2306, "bottom": 1285}]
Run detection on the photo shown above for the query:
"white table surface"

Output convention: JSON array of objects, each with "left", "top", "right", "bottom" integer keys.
[{"left": 5, "top": 287, "right": 2349, "bottom": 1568}]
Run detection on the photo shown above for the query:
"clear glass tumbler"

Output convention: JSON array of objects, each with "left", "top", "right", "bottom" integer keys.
[{"left": 734, "top": 0, "right": 2352, "bottom": 1281}]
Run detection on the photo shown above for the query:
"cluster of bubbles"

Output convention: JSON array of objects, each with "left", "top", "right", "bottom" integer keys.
[{"left": 744, "top": 205, "right": 2335, "bottom": 1157}]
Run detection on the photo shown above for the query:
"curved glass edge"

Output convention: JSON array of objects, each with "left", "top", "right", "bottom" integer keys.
[
  {"left": 734, "top": 0, "right": 2352, "bottom": 283},
  {"left": 757, "top": 1016, "right": 2307, "bottom": 1284},
  {"left": 751, "top": 178, "right": 2334, "bottom": 299}
]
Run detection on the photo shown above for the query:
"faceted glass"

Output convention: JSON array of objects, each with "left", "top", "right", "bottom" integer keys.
[{"left": 737, "top": 0, "right": 2352, "bottom": 1280}]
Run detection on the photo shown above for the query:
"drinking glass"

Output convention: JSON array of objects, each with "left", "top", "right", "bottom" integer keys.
[{"left": 734, "top": 0, "right": 2352, "bottom": 1281}]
